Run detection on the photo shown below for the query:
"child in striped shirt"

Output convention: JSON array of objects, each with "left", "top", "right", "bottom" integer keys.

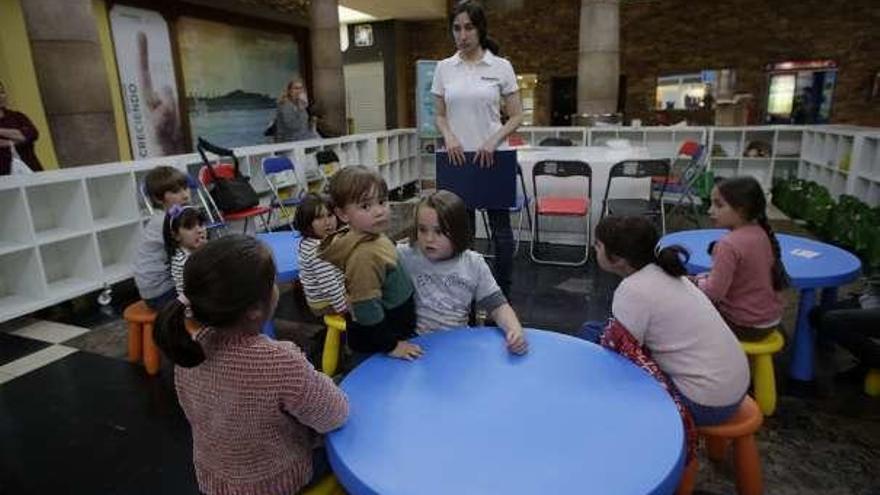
[
  {"left": 163, "top": 205, "right": 208, "bottom": 297},
  {"left": 294, "top": 193, "right": 348, "bottom": 316}
]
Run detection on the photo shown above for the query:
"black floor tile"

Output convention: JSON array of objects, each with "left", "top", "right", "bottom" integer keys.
[
  {"left": 0, "top": 352, "right": 197, "bottom": 495},
  {"left": 0, "top": 333, "right": 51, "bottom": 366}
]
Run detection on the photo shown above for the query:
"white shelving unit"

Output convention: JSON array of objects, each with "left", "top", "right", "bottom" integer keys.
[
  {"left": 0, "top": 187, "right": 34, "bottom": 256},
  {"left": 27, "top": 179, "right": 92, "bottom": 245},
  {"left": 0, "top": 129, "right": 422, "bottom": 322},
  {"left": 97, "top": 222, "right": 141, "bottom": 284},
  {"left": 3, "top": 125, "right": 880, "bottom": 323}
]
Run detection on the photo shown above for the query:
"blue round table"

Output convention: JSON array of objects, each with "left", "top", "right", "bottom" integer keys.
[
  {"left": 327, "top": 328, "right": 685, "bottom": 495},
  {"left": 660, "top": 229, "right": 862, "bottom": 381},
  {"left": 256, "top": 231, "right": 301, "bottom": 284}
]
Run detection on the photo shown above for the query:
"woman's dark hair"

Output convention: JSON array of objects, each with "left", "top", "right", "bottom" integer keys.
[
  {"left": 410, "top": 189, "right": 472, "bottom": 256},
  {"left": 293, "top": 193, "right": 334, "bottom": 238},
  {"left": 451, "top": 1, "right": 501, "bottom": 55},
  {"left": 595, "top": 216, "right": 689, "bottom": 278},
  {"left": 715, "top": 176, "right": 789, "bottom": 290},
  {"left": 155, "top": 235, "right": 276, "bottom": 368},
  {"left": 162, "top": 205, "right": 207, "bottom": 259}
]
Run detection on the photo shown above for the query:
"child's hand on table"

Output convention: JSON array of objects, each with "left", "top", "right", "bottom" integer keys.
[
  {"left": 505, "top": 327, "right": 528, "bottom": 355},
  {"left": 389, "top": 340, "right": 424, "bottom": 361}
]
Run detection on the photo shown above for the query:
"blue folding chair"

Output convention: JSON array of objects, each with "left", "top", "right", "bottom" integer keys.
[{"left": 262, "top": 155, "right": 306, "bottom": 229}]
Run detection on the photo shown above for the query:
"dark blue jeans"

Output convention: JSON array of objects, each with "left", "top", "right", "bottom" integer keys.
[
  {"left": 469, "top": 209, "right": 514, "bottom": 297},
  {"left": 576, "top": 320, "right": 741, "bottom": 426},
  {"left": 144, "top": 287, "right": 177, "bottom": 311}
]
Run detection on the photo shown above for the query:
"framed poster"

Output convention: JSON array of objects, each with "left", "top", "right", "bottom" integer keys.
[
  {"left": 177, "top": 17, "right": 300, "bottom": 148},
  {"left": 110, "top": 5, "right": 185, "bottom": 158},
  {"left": 354, "top": 24, "right": 373, "bottom": 47},
  {"left": 416, "top": 60, "right": 439, "bottom": 138}
]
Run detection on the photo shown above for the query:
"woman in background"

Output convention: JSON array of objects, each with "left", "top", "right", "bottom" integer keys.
[
  {"left": 274, "top": 77, "right": 318, "bottom": 143},
  {"left": 0, "top": 80, "right": 43, "bottom": 175}
]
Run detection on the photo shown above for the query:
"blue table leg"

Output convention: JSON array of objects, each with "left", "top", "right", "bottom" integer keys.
[{"left": 790, "top": 288, "right": 817, "bottom": 381}]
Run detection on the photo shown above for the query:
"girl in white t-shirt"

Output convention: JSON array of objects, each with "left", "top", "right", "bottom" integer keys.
[
  {"left": 398, "top": 190, "right": 527, "bottom": 355},
  {"left": 590, "top": 215, "right": 749, "bottom": 426}
]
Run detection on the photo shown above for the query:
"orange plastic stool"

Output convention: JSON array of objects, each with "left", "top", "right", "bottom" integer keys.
[
  {"left": 123, "top": 301, "right": 161, "bottom": 375},
  {"left": 677, "top": 396, "right": 764, "bottom": 495}
]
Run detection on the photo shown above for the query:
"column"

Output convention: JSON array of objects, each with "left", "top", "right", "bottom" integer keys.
[
  {"left": 577, "top": 0, "right": 620, "bottom": 116},
  {"left": 310, "top": 0, "right": 347, "bottom": 136},
  {"left": 20, "top": 0, "right": 119, "bottom": 166}
]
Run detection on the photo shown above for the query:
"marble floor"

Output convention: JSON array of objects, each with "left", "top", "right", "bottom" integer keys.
[{"left": 1, "top": 225, "right": 878, "bottom": 494}]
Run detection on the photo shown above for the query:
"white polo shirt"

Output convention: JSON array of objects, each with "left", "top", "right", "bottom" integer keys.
[{"left": 431, "top": 50, "right": 519, "bottom": 151}]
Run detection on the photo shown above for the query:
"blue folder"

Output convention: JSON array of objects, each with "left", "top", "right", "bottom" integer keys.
[{"left": 435, "top": 150, "right": 516, "bottom": 210}]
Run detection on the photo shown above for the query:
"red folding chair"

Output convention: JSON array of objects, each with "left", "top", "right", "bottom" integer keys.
[
  {"left": 198, "top": 164, "right": 271, "bottom": 234},
  {"left": 529, "top": 160, "right": 592, "bottom": 266}
]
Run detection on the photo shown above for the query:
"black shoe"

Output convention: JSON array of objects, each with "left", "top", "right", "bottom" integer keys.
[{"left": 834, "top": 364, "right": 868, "bottom": 383}]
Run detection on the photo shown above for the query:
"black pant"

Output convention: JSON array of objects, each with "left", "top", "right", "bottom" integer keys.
[
  {"left": 346, "top": 296, "right": 416, "bottom": 354},
  {"left": 469, "top": 209, "right": 514, "bottom": 298},
  {"left": 811, "top": 298, "right": 880, "bottom": 368}
]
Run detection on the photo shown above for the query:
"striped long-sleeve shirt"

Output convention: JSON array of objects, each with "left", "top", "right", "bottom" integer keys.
[
  {"left": 298, "top": 237, "right": 348, "bottom": 315},
  {"left": 170, "top": 247, "right": 189, "bottom": 297}
]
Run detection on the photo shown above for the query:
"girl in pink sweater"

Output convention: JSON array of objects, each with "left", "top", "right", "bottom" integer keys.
[
  {"left": 696, "top": 176, "right": 789, "bottom": 341},
  {"left": 156, "top": 234, "right": 349, "bottom": 495}
]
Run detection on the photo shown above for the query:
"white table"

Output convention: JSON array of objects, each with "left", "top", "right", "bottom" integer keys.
[{"left": 512, "top": 145, "right": 654, "bottom": 244}]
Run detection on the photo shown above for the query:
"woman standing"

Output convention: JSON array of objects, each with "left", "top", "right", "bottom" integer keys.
[
  {"left": 0, "top": 80, "right": 43, "bottom": 175},
  {"left": 432, "top": 0, "right": 524, "bottom": 297},
  {"left": 274, "top": 77, "right": 318, "bottom": 143}
]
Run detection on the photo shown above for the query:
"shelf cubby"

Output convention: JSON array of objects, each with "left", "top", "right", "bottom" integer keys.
[
  {"left": 618, "top": 130, "right": 645, "bottom": 145},
  {"left": 740, "top": 158, "right": 772, "bottom": 188},
  {"left": 855, "top": 136, "right": 879, "bottom": 179},
  {"left": 591, "top": 130, "right": 618, "bottom": 147},
  {"left": 559, "top": 130, "right": 586, "bottom": 146},
  {"left": 0, "top": 187, "right": 34, "bottom": 256},
  {"left": 709, "top": 158, "right": 739, "bottom": 179},
  {"left": 773, "top": 159, "right": 799, "bottom": 180},
  {"left": 0, "top": 247, "right": 45, "bottom": 320},
  {"left": 38, "top": 234, "right": 101, "bottom": 300},
  {"left": 673, "top": 130, "right": 704, "bottom": 151},
  {"left": 775, "top": 130, "right": 802, "bottom": 158},
  {"left": 27, "top": 179, "right": 91, "bottom": 244},
  {"left": 97, "top": 222, "right": 140, "bottom": 284},
  {"left": 711, "top": 130, "right": 742, "bottom": 158},
  {"left": 743, "top": 130, "right": 775, "bottom": 158},
  {"left": 87, "top": 173, "right": 140, "bottom": 231}
]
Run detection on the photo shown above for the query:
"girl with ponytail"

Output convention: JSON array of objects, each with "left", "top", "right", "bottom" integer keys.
[
  {"left": 588, "top": 215, "right": 750, "bottom": 426},
  {"left": 696, "top": 176, "right": 788, "bottom": 341},
  {"left": 155, "top": 234, "right": 348, "bottom": 495}
]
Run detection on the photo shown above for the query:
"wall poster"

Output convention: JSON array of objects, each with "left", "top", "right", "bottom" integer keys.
[
  {"left": 110, "top": 5, "right": 185, "bottom": 158},
  {"left": 177, "top": 17, "right": 300, "bottom": 149}
]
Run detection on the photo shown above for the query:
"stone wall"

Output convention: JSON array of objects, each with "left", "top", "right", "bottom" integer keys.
[{"left": 400, "top": 0, "right": 880, "bottom": 127}]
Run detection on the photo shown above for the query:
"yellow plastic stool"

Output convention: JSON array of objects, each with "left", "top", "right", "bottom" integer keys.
[
  {"left": 302, "top": 474, "right": 346, "bottom": 495},
  {"left": 322, "top": 314, "right": 347, "bottom": 377},
  {"left": 740, "top": 330, "right": 784, "bottom": 416},
  {"left": 866, "top": 369, "right": 880, "bottom": 397}
]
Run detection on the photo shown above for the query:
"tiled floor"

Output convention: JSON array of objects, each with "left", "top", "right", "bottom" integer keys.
[{"left": 1, "top": 229, "right": 879, "bottom": 494}]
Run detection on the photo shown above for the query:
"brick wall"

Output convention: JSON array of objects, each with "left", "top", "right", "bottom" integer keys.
[
  {"left": 401, "top": 0, "right": 880, "bottom": 127},
  {"left": 403, "top": 0, "right": 581, "bottom": 128}
]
